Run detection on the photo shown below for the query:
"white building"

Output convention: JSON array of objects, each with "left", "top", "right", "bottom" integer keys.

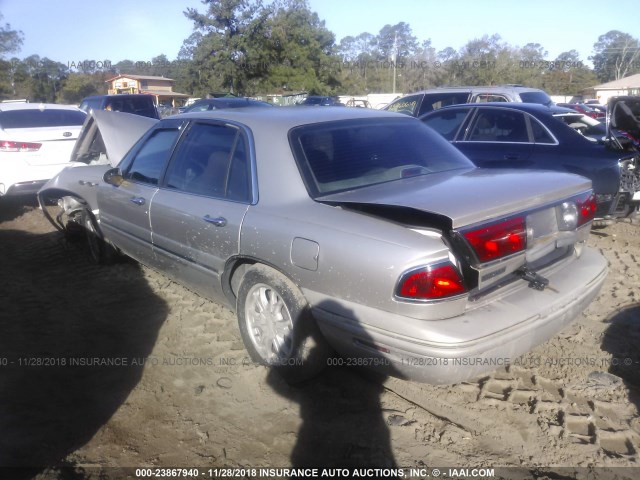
[{"left": 586, "top": 73, "right": 640, "bottom": 104}]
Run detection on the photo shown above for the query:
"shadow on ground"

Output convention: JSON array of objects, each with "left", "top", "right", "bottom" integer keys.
[
  {"left": 0, "top": 227, "right": 168, "bottom": 478},
  {"left": 267, "top": 300, "right": 398, "bottom": 469},
  {"left": 601, "top": 304, "right": 640, "bottom": 404}
]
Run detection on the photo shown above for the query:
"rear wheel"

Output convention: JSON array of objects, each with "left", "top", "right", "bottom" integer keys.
[
  {"left": 82, "top": 209, "right": 117, "bottom": 265},
  {"left": 236, "top": 264, "right": 331, "bottom": 383}
]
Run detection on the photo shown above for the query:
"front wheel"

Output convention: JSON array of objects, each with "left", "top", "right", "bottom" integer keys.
[{"left": 236, "top": 264, "right": 331, "bottom": 383}]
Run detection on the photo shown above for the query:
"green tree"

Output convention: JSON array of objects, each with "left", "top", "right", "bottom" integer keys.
[
  {"left": 57, "top": 73, "right": 109, "bottom": 103},
  {"left": 542, "top": 50, "right": 597, "bottom": 95},
  {"left": 256, "top": 0, "right": 338, "bottom": 94},
  {"left": 182, "top": 0, "right": 338, "bottom": 96},
  {"left": 0, "top": 14, "right": 23, "bottom": 58},
  {"left": 183, "top": 0, "right": 270, "bottom": 95},
  {"left": 0, "top": 14, "right": 24, "bottom": 98},
  {"left": 591, "top": 30, "right": 640, "bottom": 82}
]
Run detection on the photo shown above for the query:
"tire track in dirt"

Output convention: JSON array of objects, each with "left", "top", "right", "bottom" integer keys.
[{"left": 2, "top": 203, "right": 640, "bottom": 474}]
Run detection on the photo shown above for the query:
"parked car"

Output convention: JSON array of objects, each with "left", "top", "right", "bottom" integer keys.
[
  {"left": 39, "top": 107, "right": 607, "bottom": 384},
  {"left": 0, "top": 102, "right": 86, "bottom": 197},
  {"left": 298, "top": 96, "right": 344, "bottom": 106},
  {"left": 384, "top": 85, "right": 553, "bottom": 117},
  {"left": 79, "top": 94, "right": 160, "bottom": 120},
  {"left": 420, "top": 103, "right": 640, "bottom": 225},
  {"left": 344, "top": 98, "right": 372, "bottom": 108},
  {"left": 181, "top": 97, "right": 274, "bottom": 113},
  {"left": 556, "top": 103, "right": 605, "bottom": 120}
]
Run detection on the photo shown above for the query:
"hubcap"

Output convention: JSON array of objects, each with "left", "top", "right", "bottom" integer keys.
[{"left": 244, "top": 283, "right": 293, "bottom": 363}]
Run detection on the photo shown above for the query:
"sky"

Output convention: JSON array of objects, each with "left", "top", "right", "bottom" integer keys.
[{"left": 1, "top": 0, "right": 638, "bottom": 68}]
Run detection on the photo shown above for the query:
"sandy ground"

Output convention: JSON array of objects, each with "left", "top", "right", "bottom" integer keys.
[{"left": 1, "top": 197, "right": 640, "bottom": 479}]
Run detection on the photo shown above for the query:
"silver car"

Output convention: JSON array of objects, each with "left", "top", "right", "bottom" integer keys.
[{"left": 39, "top": 107, "right": 608, "bottom": 384}]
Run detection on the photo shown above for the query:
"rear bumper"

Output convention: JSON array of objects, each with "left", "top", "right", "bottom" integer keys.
[{"left": 312, "top": 247, "right": 608, "bottom": 384}]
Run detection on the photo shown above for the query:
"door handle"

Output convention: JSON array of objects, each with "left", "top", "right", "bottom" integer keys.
[
  {"left": 203, "top": 215, "right": 227, "bottom": 227},
  {"left": 504, "top": 154, "right": 519, "bottom": 161},
  {"left": 130, "top": 197, "right": 145, "bottom": 206}
]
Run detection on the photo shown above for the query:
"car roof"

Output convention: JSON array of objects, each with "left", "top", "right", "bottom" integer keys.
[
  {"left": 424, "top": 102, "right": 576, "bottom": 115},
  {"left": 175, "top": 105, "right": 407, "bottom": 129},
  {"left": 410, "top": 85, "right": 546, "bottom": 94},
  {"left": 81, "top": 94, "right": 155, "bottom": 100},
  {"left": 0, "top": 102, "right": 82, "bottom": 112}
]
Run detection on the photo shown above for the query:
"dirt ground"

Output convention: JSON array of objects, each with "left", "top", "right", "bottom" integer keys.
[{"left": 2, "top": 197, "right": 640, "bottom": 479}]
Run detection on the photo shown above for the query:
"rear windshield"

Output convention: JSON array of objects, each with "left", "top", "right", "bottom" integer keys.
[
  {"left": 519, "top": 91, "right": 553, "bottom": 106},
  {"left": 0, "top": 109, "right": 86, "bottom": 128},
  {"left": 290, "top": 118, "right": 474, "bottom": 196}
]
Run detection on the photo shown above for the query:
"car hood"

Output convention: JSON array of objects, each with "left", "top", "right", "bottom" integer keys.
[
  {"left": 607, "top": 96, "right": 640, "bottom": 151},
  {"left": 318, "top": 167, "right": 592, "bottom": 229},
  {"left": 72, "top": 109, "right": 158, "bottom": 167}
]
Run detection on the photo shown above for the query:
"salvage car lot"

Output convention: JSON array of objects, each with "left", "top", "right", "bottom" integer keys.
[{"left": 1, "top": 200, "right": 640, "bottom": 475}]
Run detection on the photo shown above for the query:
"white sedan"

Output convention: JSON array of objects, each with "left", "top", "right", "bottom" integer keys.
[{"left": 0, "top": 102, "right": 86, "bottom": 196}]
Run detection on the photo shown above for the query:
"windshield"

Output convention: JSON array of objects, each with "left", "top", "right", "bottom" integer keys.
[
  {"left": 519, "top": 91, "right": 553, "bottom": 106},
  {"left": 290, "top": 118, "right": 474, "bottom": 197}
]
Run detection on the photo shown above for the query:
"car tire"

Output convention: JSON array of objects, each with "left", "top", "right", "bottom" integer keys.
[
  {"left": 236, "top": 264, "right": 331, "bottom": 383},
  {"left": 82, "top": 209, "right": 117, "bottom": 265}
]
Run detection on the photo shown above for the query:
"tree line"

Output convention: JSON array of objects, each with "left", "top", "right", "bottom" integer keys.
[{"left": 1, "top": 1, "right": 639, "bottom": 104}]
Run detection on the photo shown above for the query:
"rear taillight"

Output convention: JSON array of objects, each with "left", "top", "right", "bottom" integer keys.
[
  {"left": 396, "top": 263, "right": 467, "bottom": 300},
  {"left": 463, "top": 216, "right": 526, "bottom": 263},
  {"left": 576, "top": 192, "right": 597, "bottom": 227},
  {"left": 0, "top": 140, "right": 42, "bottom": 152},
  {"left": 557, "top": 192, "right": 597, "bottom": 230}
]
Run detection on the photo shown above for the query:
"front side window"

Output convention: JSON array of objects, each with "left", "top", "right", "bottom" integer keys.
[
  {"left": 467, "top": 109, "right": 530, "bottom": 143},
  {"left": 124, "top": 128, "right": 180, "bottom": 185},
  {"left": 163, "top": 122, "right": 251, "bottom": 202},
  {"left": 421, "top": 108, "right": 471, "bottom": 140}
]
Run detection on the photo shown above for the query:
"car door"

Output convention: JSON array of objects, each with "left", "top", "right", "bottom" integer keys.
[
  {"left": 454, "top": 107, "right": 535, "bottom": 168},
  {"left": 97, "top": 123, "right": 183, "bottom": 267},
  {"left": 149, "top": 121, "right": 253, "bottom": 304}
]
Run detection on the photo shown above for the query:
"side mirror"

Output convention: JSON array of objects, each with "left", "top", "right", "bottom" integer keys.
[{"left": 103, "top": 167, "right": 124, "bottom": 187}]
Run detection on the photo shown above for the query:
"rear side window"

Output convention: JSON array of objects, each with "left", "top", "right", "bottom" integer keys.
[
  {"left": 529, "top": 117, "right": 556, "bottom": 144},
  {"left": 0, "top": 109, "right": 86, "bottom": 128},
  {"left": 164, "top": 123, "right": 251, "bottom": 202},
  {"left": 467, "top": 110, "right": 529, "bottom": 142}
]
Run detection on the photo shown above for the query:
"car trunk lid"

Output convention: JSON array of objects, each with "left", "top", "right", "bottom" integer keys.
[
  {"left": 318, "top": 167, "right": 591, "bottom": 229},
  {"left": 319, "top": 168, "right": 594, "bottom": 293}
]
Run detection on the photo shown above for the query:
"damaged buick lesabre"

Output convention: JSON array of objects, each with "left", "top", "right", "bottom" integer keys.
[{"left": 38, "top": 107, "right": 608, "bottom": 384}]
